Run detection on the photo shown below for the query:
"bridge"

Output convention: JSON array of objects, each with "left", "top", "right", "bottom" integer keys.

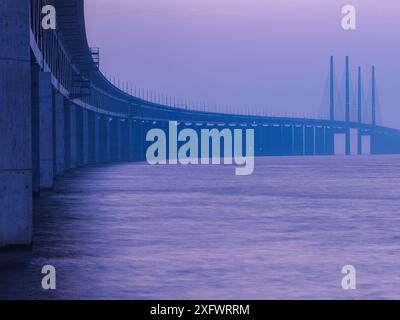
[{"left": 1, "top": 0, "right": 400, "bottom": 248}]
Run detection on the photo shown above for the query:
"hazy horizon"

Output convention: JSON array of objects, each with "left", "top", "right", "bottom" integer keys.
[{"left": 85, "top": 0, "right": 400, "bottom": 128}]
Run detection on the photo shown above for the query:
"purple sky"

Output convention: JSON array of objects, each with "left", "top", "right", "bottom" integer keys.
[{"left": 85, "top": 0, "right": 400, "bottom": 128}]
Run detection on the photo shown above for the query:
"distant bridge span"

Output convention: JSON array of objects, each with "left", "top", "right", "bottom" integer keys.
[{"left": 1, "top": 0, "right": 400, "bottom": 248}]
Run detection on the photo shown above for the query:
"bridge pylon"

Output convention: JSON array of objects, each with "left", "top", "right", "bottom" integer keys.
[
  {"left": 0, "top": 0, "right": 32, "bottom": 248},
  {"left": 372, "top": 66, "right": 376, "bottom": 127},
  {"left": 345, "top": 56, "right": 351, "bottom": 155},
  {"left": 357, "top": 67, "right": 363, "bottom": 155},
  {"left": 330, "top": 56, "right": 335, "bottom": 121}
]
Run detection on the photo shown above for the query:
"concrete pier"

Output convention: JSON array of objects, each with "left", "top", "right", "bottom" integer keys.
[
  {"left": 39, "top": 72, "right": 54, "bottom": 188},
  {"left": 325, "top": 128, "right": 334, "bottom": 155},
  {"left": 305, "top": 127, "right": 315, "bottom": 155},
  {"left": 0, "top": 0, "right": 32, "bottom": 247},
  {"left": 132, "top": 121, "right": 140, "bottom": 161},
  {"left": 99, "top": 116, "right": 111, "bottom": 162},
  {"left": 69, "top": 103, "right": 78, "bottom": 169},
  {"left": 127, "top": 120, "right": 134, "bottom": 160},
  {"left": 117, "top": 120, "right": 123, "bottom": 161},
  {"left": 55, "top": 93, "right": 65, "bottom": 175},
  {"left": 315, "top": 127, "right": 325, "bottom": 155},
  {"left": 64, "top": 101, "right": 71, "bottom": 170},
  {"left": 293, "top": 126, "right": 304, "bottom": 155},
  {"left": 110, "top": 119, "right": 120, "bottom": 162},
  {"left": 94, "top": 114, "right": 101, "bottom": 162},
  {"left": 76, "top": 106, "right": 84, "bottom": 166},
  {"left": 120, "top": 119, "right": 131, "bottom": 160},
  {"left": 106, "top": 118, "right": 112, "bottom": 162},
  {"left": 87, "top": 111, "right": 96, "bottom": 164},
  {"left": 282, "top": 126, "right": 293, "bottom": 155},
  {"left": 31, "top": 63, "right": 40, "bottom": 193},
  {"left": 82, "top": 109, "right": 89, "bottom": 165}
]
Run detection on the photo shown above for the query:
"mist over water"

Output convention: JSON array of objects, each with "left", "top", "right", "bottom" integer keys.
[{"left": 1, "top": 156, "right": 400, "bottom": 299}]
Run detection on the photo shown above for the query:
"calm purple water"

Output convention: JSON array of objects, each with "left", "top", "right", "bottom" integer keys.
[{"left": 1, "top": 156, "right": 400, "bottom": 299}]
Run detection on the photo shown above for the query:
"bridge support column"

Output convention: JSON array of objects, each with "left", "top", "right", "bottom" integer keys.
[
  {"left": 259, "top": 125, "right": 267, "bottom": 156},
  {"left": 133, "top": 120, "right": 145, "bottom": 161},
  {"left": 282, "top": 125, "right": 293, "bottom": 155},
  {"left": 315, "top": 126, "right": 325, "bottom": 155},
  {"left": 31, "top": 63, "right": 40, "bottom": 193},
  {"left": 63, "top": 101, "right": 71, "bottom": 170},
  {"left": 104, "top": 118, "right": 111, "bottom": 162},
  {"left": 69, "top": 103, "right": 78, "bottom": 168},
  {"left": 325, "top": 127, "right": 334, "bottom": 155},
  {"left": 305, "top": 126, "right": 315, "bottom": 155},
  {"left": 255, "top": 125, "right": 267, "bottom": 157},
  {"left": 55, "top": 93, "right": 65, "bottom": 175},
  {"left": 76, "top": 107, "right": 84, "bottom": 166},
  {"left": 370, "top": 130, "right": 377, "bottom": 155},
  {"left": 110, "top": 118, "right": 120, "bottom": 161},
  {"left": 120, "top": 119, "right": 132, "bottom": 161},
  {"left": 345, "top": 128, "right": 351, "bottom": 156},
  {"left": 107, "top": 118, "right": 112, "bottom": 161},
  {"left": 143, "top": 121, "right": 149, "bottom": 161},
  {"left": 0, "top": 0, "right": 32, "bottom": 247},
  {"left": 82, "top": 109, "right": 89, "bottom": 165},
  {"left": 128, "top": 120, "right": 134, "bottom": 160},
  {"left": 39, "top": 72, "right": 54, "bottom": 189},
  {"left": 63, "top": 102, "right": 70, "bottom": 169},
  {"left": 87, "top": 111, "right": 96, "bottom": 164},
  {"left": 94, "top": 114, "right": 101, "bottom": 162},
  {"left": 293, "top": 126, "right": 304, "bottom": 155},
  {"left": 268, "top": 126, "right": 283, "bottom": 156},
  {"left": 116, "top": 119, "right": 123, "bottom": 161},
  {"left": 254, "top": 125, "right": 261, "bottom": 157},
  {"left": 264, "top": 126, "right": 272, "bottom": 156},
  {"left": 98, "top": 116, "right": 105, "bottom": 162},
  {"left": 132, "top": 120, "right": 138, "bottom": 161},
  {"left": 357, "top": 130, "right": 362, "bottom": 155},
  {"left": 143, "top": 121, "right": 152, "bottom": 161},
  {"left": 99, "top": 116, "right": 111, "bottom": 162}
]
